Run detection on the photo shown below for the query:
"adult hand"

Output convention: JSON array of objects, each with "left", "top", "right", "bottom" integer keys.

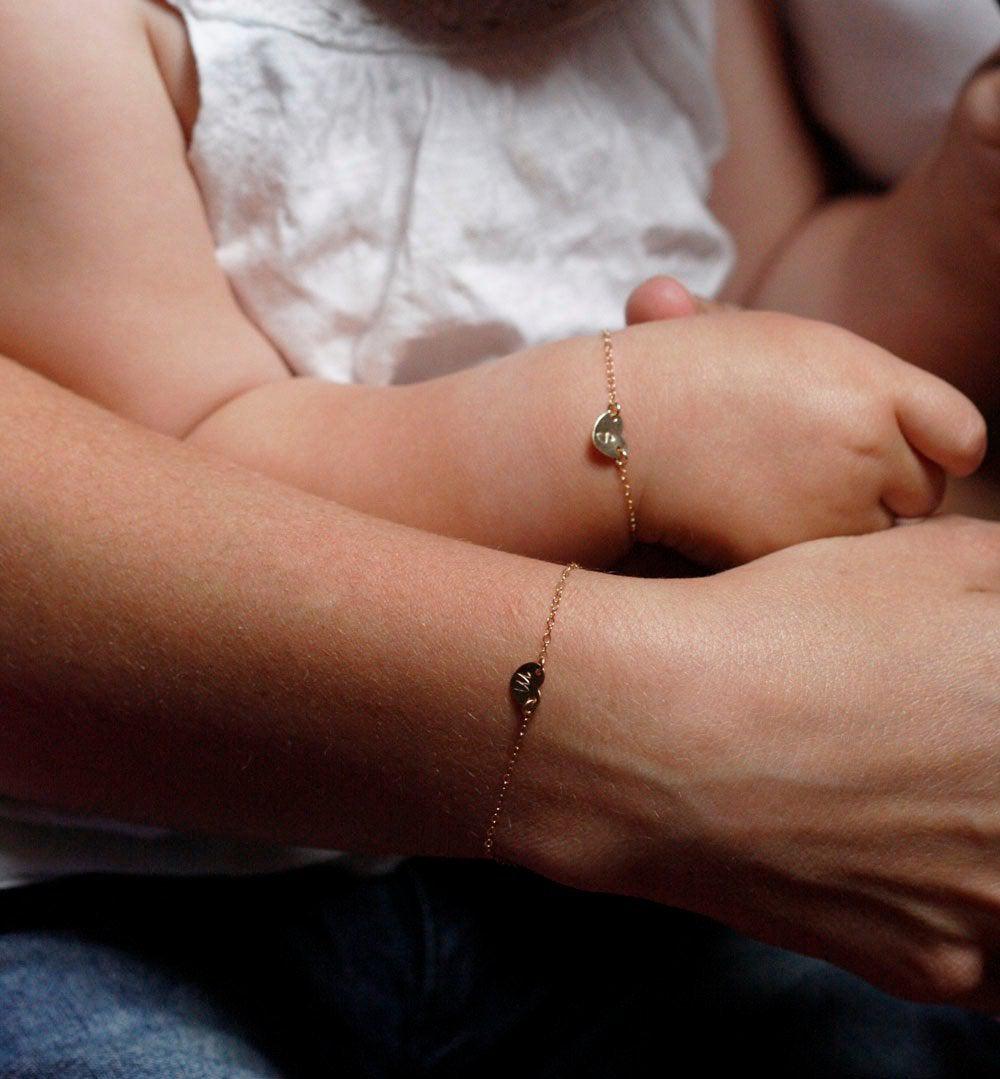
[{"left": 513, "top": 515, "right": 1000, "bottom": 1011}]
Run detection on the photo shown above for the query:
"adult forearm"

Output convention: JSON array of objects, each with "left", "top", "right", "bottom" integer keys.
[
  {"left": 185, "top": 333, "right": 656, "bottom": 568},
  {"left": 0, "top": 355, "right": 631, "bottom": 862}
]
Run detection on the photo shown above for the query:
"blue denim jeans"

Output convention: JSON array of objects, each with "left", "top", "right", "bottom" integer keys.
[{"left": 1, "top": 855, "right": 999, "bottom": 1077}]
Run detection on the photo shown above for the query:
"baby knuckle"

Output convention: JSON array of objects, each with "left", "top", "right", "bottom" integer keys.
[
  {"left": 885, "top": 466, "right": 946, "bottom": 521},
  {"left": 846, "top": 399, "right": 895, "bottom": 461},
  {"left": 922, "top": 472, "right": 948, "bottom": 514}
]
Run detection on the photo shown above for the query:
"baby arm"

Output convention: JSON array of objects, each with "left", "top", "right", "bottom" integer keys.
[
  {"left": 184, "top": 341, "right": 658, "bottom": 568},
  {"left": 711, "top": 1, "right": 1000, "bottom": 410},
  {"left": 0, "top": 2, "right": 648, "bottom": 569},
  {"left": 2, "top": 3, "right": 984, "bottom": 580}
]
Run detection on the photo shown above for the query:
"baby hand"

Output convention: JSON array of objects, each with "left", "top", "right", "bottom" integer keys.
[{"left": 617, "top": 310, "right": 986, "bottom": 567}]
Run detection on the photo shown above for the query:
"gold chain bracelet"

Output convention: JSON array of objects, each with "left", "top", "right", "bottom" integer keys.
[
  {"left": 483, "top": 561, "right": 579, "bottom": 864},
  {"left": 483, "top": 331, "right": 636, "bottom": 863},
  {"left": 592, "top": 329, "right": 638, "bottom": 540}
]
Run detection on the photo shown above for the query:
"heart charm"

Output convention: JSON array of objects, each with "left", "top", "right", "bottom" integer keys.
[
  {"left": 592, "top": 410, "right": 628, "bottom": 460},
  {"left": 510, "top": 661, "right": 545, "bottom": 716}
]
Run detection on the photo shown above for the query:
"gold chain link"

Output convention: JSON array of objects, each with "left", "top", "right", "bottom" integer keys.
[
  {"left": 483, "top": 561, "right": 579, "bottom": 864},
  {"left": 601, "top": 329, "right": 637, "bottom": 540},
  {"left": 484, "top": 331, "right": 637, "bottom": 863}
]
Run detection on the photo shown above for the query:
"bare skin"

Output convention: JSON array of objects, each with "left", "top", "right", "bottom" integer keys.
[
  {"left": 632, "top": 0, "right": 1000, "bottom": 520},
  {"left": 0, "top": 1, "right": 986, "bottom": 575},
  {"left": 710, "top": 3, "right": 1000, "bottom": 407},
  {"left": 624, "top": 282, "right": 1000, "bottom": 525},
  {"left": 6, "top": 0, "right": 1000, "bottom": 1017},
  {"left": 6, "top": 354, "right": 1000, "bottom": 1012}
]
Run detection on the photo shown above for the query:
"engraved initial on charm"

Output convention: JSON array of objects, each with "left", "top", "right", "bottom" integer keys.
[
  {"left": 592, "top": 409, "right": 628, "bottom": 460},
  {"left": 510, "top": 661, "right": 545, "bottom": 716}
]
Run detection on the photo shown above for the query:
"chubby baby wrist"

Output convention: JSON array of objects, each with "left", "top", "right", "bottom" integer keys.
[{"left": 588, "top": 324, "right": 667, "bottom": 548}]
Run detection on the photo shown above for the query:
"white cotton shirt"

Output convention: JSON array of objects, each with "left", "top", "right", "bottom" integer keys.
[
  {"left": 0, "top": 0, "right": 731, "bottom": 889},
  {"left": 167, "top": 0, "right": 733, "bottom": 386}
]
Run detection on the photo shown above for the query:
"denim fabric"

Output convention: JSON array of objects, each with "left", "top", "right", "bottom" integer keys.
[{"left": 1, "top": 856, "right": 999, "bottom": 1077}]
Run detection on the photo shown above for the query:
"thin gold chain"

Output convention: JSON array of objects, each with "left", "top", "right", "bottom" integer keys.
[
  {"left": 484, "top": 332, "right": 633, "bottom": 863},
  {"left": 483, "top": 561, "right": 579, "bottom": 864},
  {"left": 601, "top": 329, "right": 637, "bottom": 539}
]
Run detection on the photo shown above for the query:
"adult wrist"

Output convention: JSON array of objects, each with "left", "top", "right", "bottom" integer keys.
[{"left": 496, "top": 569, "right": 706, "bottom": 901}]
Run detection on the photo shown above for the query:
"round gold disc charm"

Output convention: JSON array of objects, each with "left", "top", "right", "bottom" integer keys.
[
  {"left": 592, "top": 409, "right": 628, "bottom": 460},
  {"left": 510, "top": 661, "right": 544, "bottom": 716}
]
